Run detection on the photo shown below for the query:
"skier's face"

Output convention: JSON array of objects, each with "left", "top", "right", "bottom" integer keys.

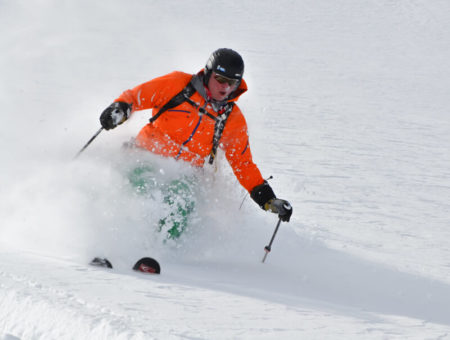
[{"left": 208, "top": 72, "right": 239, "bottom": 101}]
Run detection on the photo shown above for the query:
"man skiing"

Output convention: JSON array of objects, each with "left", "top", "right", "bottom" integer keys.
[{"left": 99, "top": 48, "right": 292, "bottom": 233}]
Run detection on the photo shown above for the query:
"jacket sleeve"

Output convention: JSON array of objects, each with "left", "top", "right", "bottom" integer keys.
[
  {"left": 114, "top": 71, "right": 190, "bottom": 113},
  {"left": 222, "top": 108, "right": 265, "bottom": 193}
]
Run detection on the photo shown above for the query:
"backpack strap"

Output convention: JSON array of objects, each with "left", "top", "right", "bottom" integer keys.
[
  {"left": 148, "top": 77, "right": 235, "bottom": 165},
  {"left": 208, "top": 102, "right": 234, "bottom": 164},
  {"left": 149, "top": 79, "right": 196, "bottom": 123},
  {"left": 182, "top": 96, "right": 217, "bottom": 121},
  {"left": 181, "top": 97, "right": 234, "bottom": 164}
]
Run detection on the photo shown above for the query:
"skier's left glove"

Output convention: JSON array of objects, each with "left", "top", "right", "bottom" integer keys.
[
  {"left": 100, "top": 101, "right": 132, "bottom": 130},
  {"left": 250, "top": 182, "right": 293, "bottom": 222},
  {"left": 265, "top": 198, "right": 293, "bottom": 222}
]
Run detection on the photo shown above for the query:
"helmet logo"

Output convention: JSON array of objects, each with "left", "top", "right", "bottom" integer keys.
[{"left": 216, "top": 65, "right": 242, "bottom": 79}]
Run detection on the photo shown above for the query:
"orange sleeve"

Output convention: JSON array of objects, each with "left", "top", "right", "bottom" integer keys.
[
  {"left": 222, "top": 107, "right": 265, "bottom": 193},
  {"left": 114, "top": 71, "right": 191, "bottom": 113}
]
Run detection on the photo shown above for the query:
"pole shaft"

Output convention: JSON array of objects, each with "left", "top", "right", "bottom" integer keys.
[
  {"left": 262, "top": 218, "right": 282, "bottom": 263},
  {"left": 74, "top": 127, "right": 103, "bottom": 159},
  {"left": 267, "top": 218, "right": 282, "bottom": 249}
]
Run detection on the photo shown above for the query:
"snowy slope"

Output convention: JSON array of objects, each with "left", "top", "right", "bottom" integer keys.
[{"left": 1, "top": 0, "right": 450, "bottom": 339}]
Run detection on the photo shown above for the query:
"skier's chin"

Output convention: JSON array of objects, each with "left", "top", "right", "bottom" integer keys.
[{"left": 215, "top": 92, "right": 228, "bottom": 101}]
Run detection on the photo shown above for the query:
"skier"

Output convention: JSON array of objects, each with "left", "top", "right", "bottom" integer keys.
[{"left": 99, "top": 48, "right": 292, "bottom": 235}]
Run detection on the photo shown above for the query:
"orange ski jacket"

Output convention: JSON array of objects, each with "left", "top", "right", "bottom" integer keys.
[{"left": 115, "top": 70, "right": 265, "bottom": 193}]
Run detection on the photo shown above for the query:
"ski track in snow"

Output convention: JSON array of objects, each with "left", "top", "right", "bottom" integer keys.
[
  {"left": 1, "top": 250, "right": 450, "bottom": 340},
  {"left": 1, "top": 0, "right": 450, "bottom": 339}
]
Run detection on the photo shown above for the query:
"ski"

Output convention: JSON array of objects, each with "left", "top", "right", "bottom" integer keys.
[
  {"left": 133, "top": 257, "right": 161, "bottom": 274},
  {"left": 90, "top": 257, "right": 113, "bottom": 268},
  {"left": 89, "top": 257, "right": 161, "bottom": 274}
]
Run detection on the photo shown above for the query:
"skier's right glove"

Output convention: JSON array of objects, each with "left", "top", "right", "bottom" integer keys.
[{"left": 100, "top": 101, "right": 132, "bottom": 130}]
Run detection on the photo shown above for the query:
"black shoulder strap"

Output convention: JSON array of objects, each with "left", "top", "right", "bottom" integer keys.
[
  {"left": 149, "top": 80, "right": 196, "bottom": 123},
  {"left": 148, "top": 76, "right": 235, "bottom": 165},
  {"left": 183, "top": 96, "right": 217, "bottom": 121},
  {"left": 208, "top": 102, "right": 235, "bottom": 164}
]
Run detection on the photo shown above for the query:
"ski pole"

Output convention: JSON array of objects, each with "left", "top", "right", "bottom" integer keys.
[
  {"left": 262, "top": 217, "right": 282, "bottom": 263},
  {"left": 74, "top": 127, "right": 104, "bottom": 159}
]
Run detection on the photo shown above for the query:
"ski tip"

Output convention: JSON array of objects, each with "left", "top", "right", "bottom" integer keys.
[
  {"left": 89, "top": 257, "right": 113, "bottom": 269},
  {"left": 133, "top": 257, "right": 161, "bottom": 275}
]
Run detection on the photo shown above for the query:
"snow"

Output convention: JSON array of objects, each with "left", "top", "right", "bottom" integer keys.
[{"left": 1, "top": 0, "right": 450, "bottom": 339}]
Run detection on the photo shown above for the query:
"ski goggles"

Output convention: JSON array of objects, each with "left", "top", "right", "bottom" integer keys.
[{"left": 214, "top": 73, "right": 240, "bottom": 86}]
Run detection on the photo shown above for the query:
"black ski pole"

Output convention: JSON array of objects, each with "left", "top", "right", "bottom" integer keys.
[
  {"left": 74, "top": 127, "right": 104, "bottom": 159},
  {"left": 262, "top": 217, "right": 282, "bottom": 263}
]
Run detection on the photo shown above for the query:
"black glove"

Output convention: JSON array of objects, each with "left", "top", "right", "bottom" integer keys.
[
  {"left": 250, "top": 182, "right": 293, "bottom": 222},
  {"left": 100, "top": 102, "right": 131, "bottom": 130},
  {"left": 265, "top": 198, "right": 293, "bottom": 222}
]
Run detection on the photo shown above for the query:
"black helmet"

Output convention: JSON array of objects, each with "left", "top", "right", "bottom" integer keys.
[{"left": 204, "top": 48, "right": 244, "bottom": 84}]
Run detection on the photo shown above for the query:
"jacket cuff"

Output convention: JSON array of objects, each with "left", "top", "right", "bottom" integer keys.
[{"left": 250, "top": 182, "right": 276, "bottom": 209}]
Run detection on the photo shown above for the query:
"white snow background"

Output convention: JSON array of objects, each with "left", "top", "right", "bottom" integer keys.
[{"left": 1, "top": 0, "right": 450, "bottom": 339}]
